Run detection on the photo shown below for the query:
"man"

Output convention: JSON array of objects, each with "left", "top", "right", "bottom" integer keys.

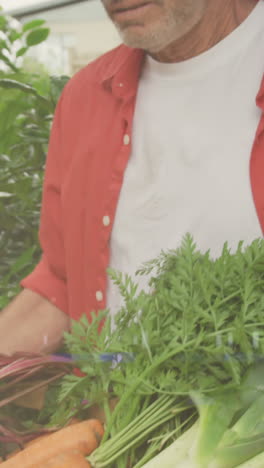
[{"left": 0, "top": 0, "right": 263, "bottom": 355}]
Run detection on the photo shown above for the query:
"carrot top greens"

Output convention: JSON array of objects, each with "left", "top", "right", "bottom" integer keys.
[{"left": 49, "top": 234, "right": 264, "bottom": 467}]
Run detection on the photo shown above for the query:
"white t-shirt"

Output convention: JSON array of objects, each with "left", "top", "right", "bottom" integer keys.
[{"left": 107, "top": 1, "right": 264, "bottom": 317}]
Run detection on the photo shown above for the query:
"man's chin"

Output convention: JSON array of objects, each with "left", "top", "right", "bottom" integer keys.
[{"left": 118, "top": 28, "right": 164, "bottom": 53}]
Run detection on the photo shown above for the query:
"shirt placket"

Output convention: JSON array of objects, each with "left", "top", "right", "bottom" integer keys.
[{"left": 93, "top": 87, "right": 134, "bottom": 312}]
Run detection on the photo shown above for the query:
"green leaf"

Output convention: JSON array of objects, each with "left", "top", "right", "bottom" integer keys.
[
  {"left": 0, "top": 15, "right": 7, "bottom": 31},
  {"left": 16, "top": 47, "right": 28, "bottom": 58},
  {"left": 0, "top": 53, "right": 19, "bottom": 72},
  {"left": 49, "top": 75, "right": 70, "bottom": 107},
  {"left": 26, "top": 27, "right": 50, "bottom": 47},
  {"left": 0, "top": 79, "right": 50, "bottom": 105},
  {"left": 22, "top": 19, "right": 46, "bottom": 32},
  {"left": 0, "top": 38, "right": 9, "bottom": 51},
  {"left": 2, "top": 245, "right": 36, "bottom": 284},
  {"left": 8, "top": 30, "right": 22, "bottom": 43}
]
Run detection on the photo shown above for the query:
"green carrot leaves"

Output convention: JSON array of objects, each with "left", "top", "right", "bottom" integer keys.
[{"left": 53, "top": 234, "right": 264, "bottom": 466}]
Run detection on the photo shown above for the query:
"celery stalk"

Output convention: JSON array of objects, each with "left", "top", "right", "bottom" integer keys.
[
  {"left": 236, "top": 450, "right": 264, "bottom": 468},
  {"left": 209, "top": 434, "right": 264, "bottom": 468},
  {"left": 138, "top": 390, "right": 264, "bottom": 468},
  {"left": 208, "top": 394, "right": 264, "bottom": 468},
  {"left": 239, "top": 362, "right": 264, "bottom": 409},
  {"left": 192, "top": 365, "right": 264, "bottom": 468},
  {"left": 141, "top": 391, "right": 241, "bottom": 468},
  {"left": 140, "top": 422, "right": 198, "bottom": 468},
  {"left": 190, "top": 391, "right": 241, "bottom": 467},
  {"left": 217, "top": 393, "right": 264, "bottom": 446}
]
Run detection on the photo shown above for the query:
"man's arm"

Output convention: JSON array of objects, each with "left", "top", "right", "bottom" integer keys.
[
  {"left": 0, "top": 91, "right": 71, "bottom": 357},
  {"left": 0, "top": 288, "right": 71, "bottom": 355}
]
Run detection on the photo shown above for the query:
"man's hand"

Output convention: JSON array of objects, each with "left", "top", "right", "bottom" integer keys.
[{"left": 0, "top": 288, "right": 71, "bottom": 355}]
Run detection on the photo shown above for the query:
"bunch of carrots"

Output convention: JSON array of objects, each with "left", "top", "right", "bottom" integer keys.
[{"left": 0, "top": 418, "right": 104, "bottom": 467}]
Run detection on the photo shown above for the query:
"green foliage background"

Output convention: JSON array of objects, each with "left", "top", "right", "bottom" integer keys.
[{"left": 0, "top": 7, "right": 70, "bottom": 307}]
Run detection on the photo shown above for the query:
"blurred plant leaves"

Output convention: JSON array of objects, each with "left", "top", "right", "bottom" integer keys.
[
  {"left": 16, "top": 46, "right": 28, "bottom": 58},
  {"left": 26, "top": 28, "right": 50, "bottom": 47},
  {"left": 0, "top": 6, "right": 70, "bottom": 305},
  {"left": 22, "top": 19, "right": 46, "bottom": 33},
  {"left": 0, "top": 78, "right": 51, "bottom": 105},
  {"left": 49, "top": 75, "right": 70, "bottom": 107}
]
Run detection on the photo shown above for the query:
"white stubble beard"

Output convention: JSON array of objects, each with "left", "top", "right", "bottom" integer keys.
[{"left": 113, "top": 1, "right": 198, "bottom": 53}]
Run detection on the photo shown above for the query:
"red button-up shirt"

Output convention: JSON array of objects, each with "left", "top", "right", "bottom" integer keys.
[{"left": 21, "top": 44, "right": 264, "bottom": 321}]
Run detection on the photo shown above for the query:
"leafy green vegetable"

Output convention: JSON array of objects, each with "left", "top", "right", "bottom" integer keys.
[
  {"left": 48, "top": 235, "right": 264, "bottom": 467},
  {"left": 141, "top": 367, "right": 264, "bottom": 468}
]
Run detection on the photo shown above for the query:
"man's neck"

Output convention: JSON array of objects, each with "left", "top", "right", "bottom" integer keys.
[{"left": 149, "top": 0, "right": 258, "bottom": 63}]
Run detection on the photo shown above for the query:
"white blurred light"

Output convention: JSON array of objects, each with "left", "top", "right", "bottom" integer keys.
[{"left": 1, "top": 0, "right": 41, "bottom": 10}]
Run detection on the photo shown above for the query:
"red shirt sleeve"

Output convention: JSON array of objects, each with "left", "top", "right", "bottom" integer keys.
[{"left": 21, "top": 93, "right": 69, "bottom": 315}]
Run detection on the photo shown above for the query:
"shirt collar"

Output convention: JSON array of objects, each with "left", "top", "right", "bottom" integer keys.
[
  {"left": 99, "top": 44, "right": 264, "bottom": 111},
  {"left": 99, "top": 45, "right": 145, "bottom": 101}
]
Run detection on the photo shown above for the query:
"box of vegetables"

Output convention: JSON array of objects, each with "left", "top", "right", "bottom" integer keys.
[{"left": 1, "top": 234, "right": 264, "bottom": 467}]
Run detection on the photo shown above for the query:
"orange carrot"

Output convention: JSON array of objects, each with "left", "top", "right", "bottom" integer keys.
[
  {"left": 0, "top": 419, "right": 103, "bottom": 468},
  {"left": 6, "top": 434, "right": 52, "bottom": 459},
  {"left": 31, "top": 449, "right": 91, "bottom": 467},
  {"left": 24, "top": 417, "right": 81, "bottom": 449},
  {"left": 6, "top": 418, "right": 82, "bottom": 459},
  {"left": 25, "top": 433, "right": 53, "bottom": 448}
]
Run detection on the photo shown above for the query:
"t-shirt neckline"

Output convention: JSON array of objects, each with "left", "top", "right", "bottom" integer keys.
[{"left": 145, "top": 1, "right": 264, "bottom": 79}]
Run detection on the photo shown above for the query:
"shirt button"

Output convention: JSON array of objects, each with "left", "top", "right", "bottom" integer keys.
[
  {"left": 96, "top": 290, "right": 103, "bottom": 302},
  {"left": 102, "top": 215, "right": 110, "bottom": 227},
  {"left": 123, "top": 134, "right": 130, "bottom": 146}
]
